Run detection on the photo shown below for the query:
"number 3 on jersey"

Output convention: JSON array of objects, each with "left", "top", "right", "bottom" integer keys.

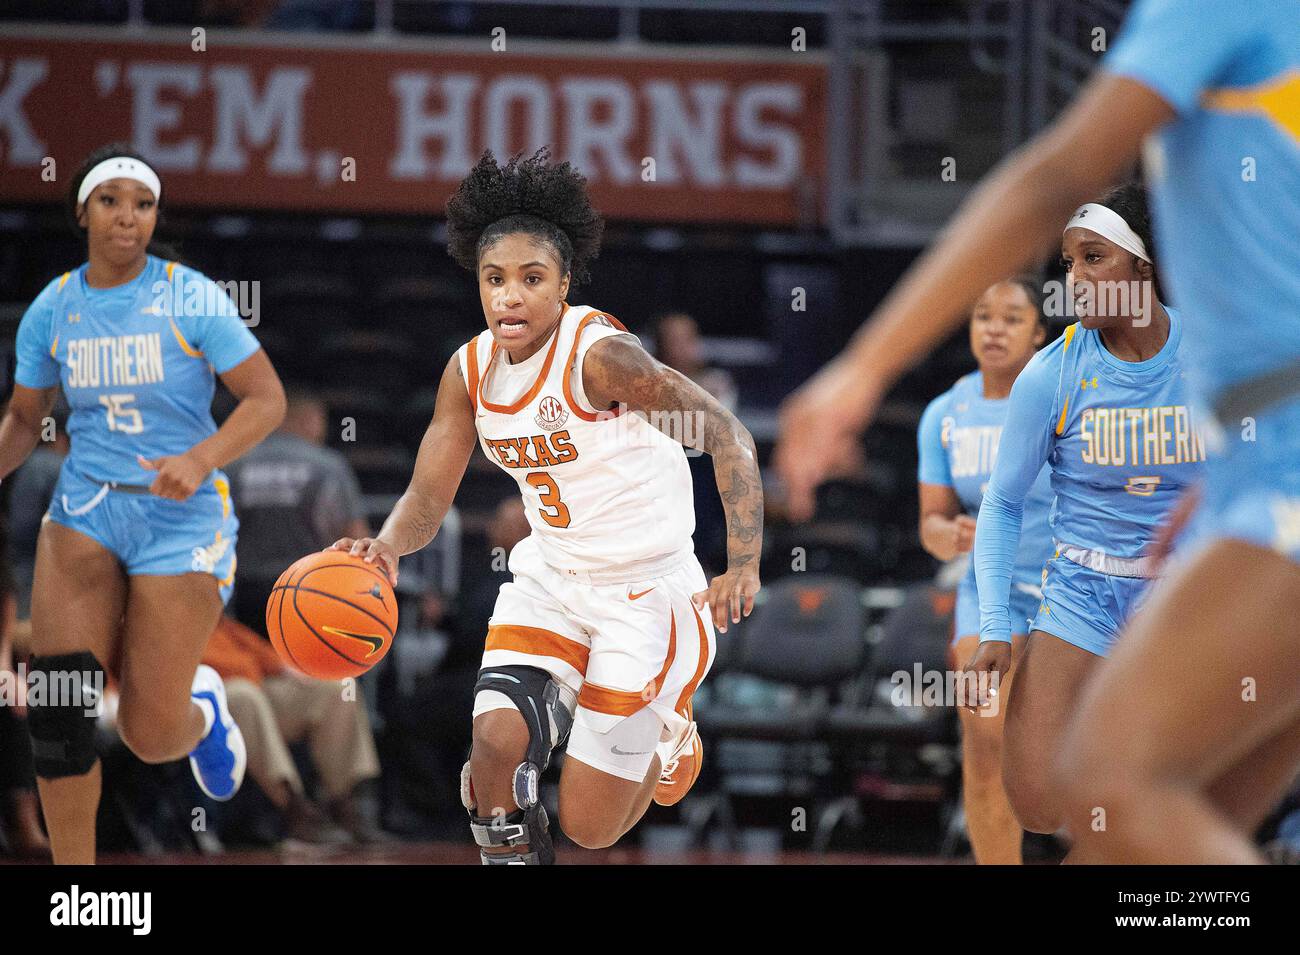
[{"left": 526, "top": 472, "right": 571, "bottom": 528}]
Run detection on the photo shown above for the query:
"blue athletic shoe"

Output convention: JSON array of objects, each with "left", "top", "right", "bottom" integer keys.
[{"left": 188, "top": 664, "right": 246, "bottom": 801}]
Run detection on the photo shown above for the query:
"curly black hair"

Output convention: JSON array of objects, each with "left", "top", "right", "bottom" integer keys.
[
  {"left": 445, "top": 147, "right": 604, "bottom": 285},
  {"left": 66, "top": 141, "right": 179, "bottom": 260}
]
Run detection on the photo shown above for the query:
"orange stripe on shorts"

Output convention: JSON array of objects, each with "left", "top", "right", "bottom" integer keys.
[
  {"left": 485, "top": 624, "right": 589, "bottom": 675},
  {"left": 578, "top": 608, "right": 678, "bottom": 717},
  {"left": 674, "top": 602, "right": 711, "bottom": 716}
]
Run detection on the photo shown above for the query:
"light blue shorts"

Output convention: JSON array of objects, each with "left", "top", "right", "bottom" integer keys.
[
  {"left": 46, "top": 464, "right": 239, "bottom": 604},
  {"left": 1181, "top": 394, "right": 1300, "bottom": 565},
  {"left": 1029, "top": 554, "right": 1152, "bottom": 657},
  {"left": 954, "top": 572, "right": 1040, "bottom": 644}
]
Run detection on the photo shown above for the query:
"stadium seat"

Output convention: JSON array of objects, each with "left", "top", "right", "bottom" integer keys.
[
  {"left": 812, "top": 583, "right": 959, "bottom": 852},
  {"left": 691, "top": 575, "right": 867, "bottom": 848}
]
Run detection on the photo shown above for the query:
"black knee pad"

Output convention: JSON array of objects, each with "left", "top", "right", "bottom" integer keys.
[
  {"left": 26, "top": 651, "right": 103, "bottom": 779},
  {"left": 472, "top": 665, "right": 575, "bottom": 774}
]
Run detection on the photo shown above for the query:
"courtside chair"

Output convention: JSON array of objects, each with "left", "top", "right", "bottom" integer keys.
[
  {"left": 689, "top": 574, "right": 868, "bottom": 851},
  {"left": 815, "top": 583, "right": 960, "bottom": 854}
]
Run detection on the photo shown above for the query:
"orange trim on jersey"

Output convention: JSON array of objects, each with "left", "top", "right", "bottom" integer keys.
[
  {"left": 562, "top": 311, "right": 631, "bottom": 422},
  {"left": 56, "top": 272, "right": 71, "bottom": 292},
  {"left": 1055, "top": 396, "right": 1071, "bottom": 436},
  {"left": 465, "top": 336, "right": 482, "bottom": 415},
  {"left": 214, "top": 477, "right": 231, "bottom": 520},
  {"left": 49, "top": 334, "right": 58, "bottom": 359},
  {"left": 166, "top": 261, "right": 177, "bottom": 282},
  {"left": 675, "top": 602, "right": 712, "bottom": 716},
  {"left": 1055, "top": 323, "right": 1079, "bottom": 436},
  {"left": 169, "top": 316, "right": 204, "bottom": 359},
  {"left": 577, "top": 607, "right": 677, "bottom": 717},
  {"left": 477, "top": 318, "right": 563, "bottom": 415},
  {"left": 1060, "top": 323, "right": 1078, "bottom": 355},
  {"left": 485, "top": 624, "right": 589, "bottom": 675},
  {"left": 1203, "top": 69, "right": 1300, "bottom": 144}
]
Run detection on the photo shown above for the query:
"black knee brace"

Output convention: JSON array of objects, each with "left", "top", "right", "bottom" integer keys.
[
  {"left": 474, "top": 665, "right": 574, "bottom": 775},
  {"left": 26, "top": 651, "right": 103, "bottom": 779},
  {"left": 462, "top": 665, "right": 576, "bottom": 865}
]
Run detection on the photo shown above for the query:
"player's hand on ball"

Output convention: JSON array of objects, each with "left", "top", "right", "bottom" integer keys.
[
  {"left": 692, "top": 565, "right": 760, "bottom": 634},
  {"left": 960, "top": 640, "right": 1011, "bottom": 712},
  {"left": 327, "top": 536, "right": 400, "bottom": 586},
  {"left": 137, "top": 451, "right": 210, "bottom": 500}
]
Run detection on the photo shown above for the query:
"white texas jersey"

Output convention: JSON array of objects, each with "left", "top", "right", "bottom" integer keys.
[{"left": 457, "top": 304, "right": 696, "bottom": 571}]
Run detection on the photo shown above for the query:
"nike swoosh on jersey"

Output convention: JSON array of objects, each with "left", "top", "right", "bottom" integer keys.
[{"left": 628, "top": 588, "right": 655, "bottom": 600}]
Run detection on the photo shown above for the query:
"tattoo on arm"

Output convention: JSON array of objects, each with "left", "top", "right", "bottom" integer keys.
[{"left": 585, "top": 336, "right": 763, "bottom": 570}]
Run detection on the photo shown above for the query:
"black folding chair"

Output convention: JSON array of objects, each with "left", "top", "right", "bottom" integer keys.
[{"left": 691, "top": 574, "right": 867, "bottom": 849}]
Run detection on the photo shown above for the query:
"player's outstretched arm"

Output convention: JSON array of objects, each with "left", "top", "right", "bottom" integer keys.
[
  {"left": 0, "top": 384, "right": 57, "bottom": 481},
  {"left": 776, "top": 73, "right": 1175, "bottom": 520},
  {"left": 583, "top": 334, "right": 762, "bottom": 633},
  {"left": 333, "top": 354, "right": 478, "bottom": 584}
]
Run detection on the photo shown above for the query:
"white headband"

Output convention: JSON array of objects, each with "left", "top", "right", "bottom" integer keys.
[
  {"left": 1064, "top": 203, "right": 1149, "bottom": 262},
  {"left": 76, "top": 157, "right": 161, "bottom": 206}
]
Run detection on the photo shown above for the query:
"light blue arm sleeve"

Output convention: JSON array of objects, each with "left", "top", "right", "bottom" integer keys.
[
  {"left": 1104, "top": 0, "right": 1261, "bottom": 115},
  {"left": 173, "top": 267, "right": 261, "bottom": 374},
  {"left": 974, "top": 349, "right": 1059, "bottom": 643},
  {"left": 14, "top": 279, "right": 62, "bottom": 389},
  {"left": 916, "top": 392, "right": 952, "bottom": 486}
]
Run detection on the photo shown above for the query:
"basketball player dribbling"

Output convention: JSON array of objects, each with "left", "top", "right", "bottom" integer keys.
[{"left": 330, "top": 148, "right": 764, "bottom": 864}]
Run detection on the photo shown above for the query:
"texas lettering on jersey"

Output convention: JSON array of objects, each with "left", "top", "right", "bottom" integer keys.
[{"left": 482, "top": 430, "right": 579, "bottom": 469}]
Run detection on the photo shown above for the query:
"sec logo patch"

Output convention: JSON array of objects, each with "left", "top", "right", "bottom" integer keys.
[{"left": 536, "top": 394, "right": 569, "bottom": 431}]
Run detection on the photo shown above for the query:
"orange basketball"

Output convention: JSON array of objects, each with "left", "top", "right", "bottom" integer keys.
[{"left": 265, "top": 551, "right": 398, "bottom": 680}]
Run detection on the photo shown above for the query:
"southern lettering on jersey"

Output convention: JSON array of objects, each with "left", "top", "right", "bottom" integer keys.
[
  {"left": 483, "top": 430, "right": 579, "bottom": 469},
  {"left": 1036, "top": 311, "right": 1205, "bottom": 558},
  {"left": 1077, "top": 403, "right": 1206, "bottom": 469},
  {"left": 14, "top": 256, "right": 261, "bottom": 485},
  {"left": 64, "top": 333, "right": 166, "bottom": 388},
  {"left": 943, "top": 420, "right": 1003, "bottom": 480},
  {"left": 920, "top": 371, "right": 1056, "bottom": 587}
]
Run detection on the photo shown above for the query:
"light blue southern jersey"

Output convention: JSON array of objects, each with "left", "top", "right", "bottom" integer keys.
[
  {"left": 917, "top": 370, "right": 1055, "bottom": 587},
  {"left": 1106, "top": 0, "right": 1300, "bottom": 403},
  {"left": 974, "top": 309, "right": 1207, "bottom": 642},
  {"left": 15, "top": 256, "right": 261, "bottom": 486}
]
